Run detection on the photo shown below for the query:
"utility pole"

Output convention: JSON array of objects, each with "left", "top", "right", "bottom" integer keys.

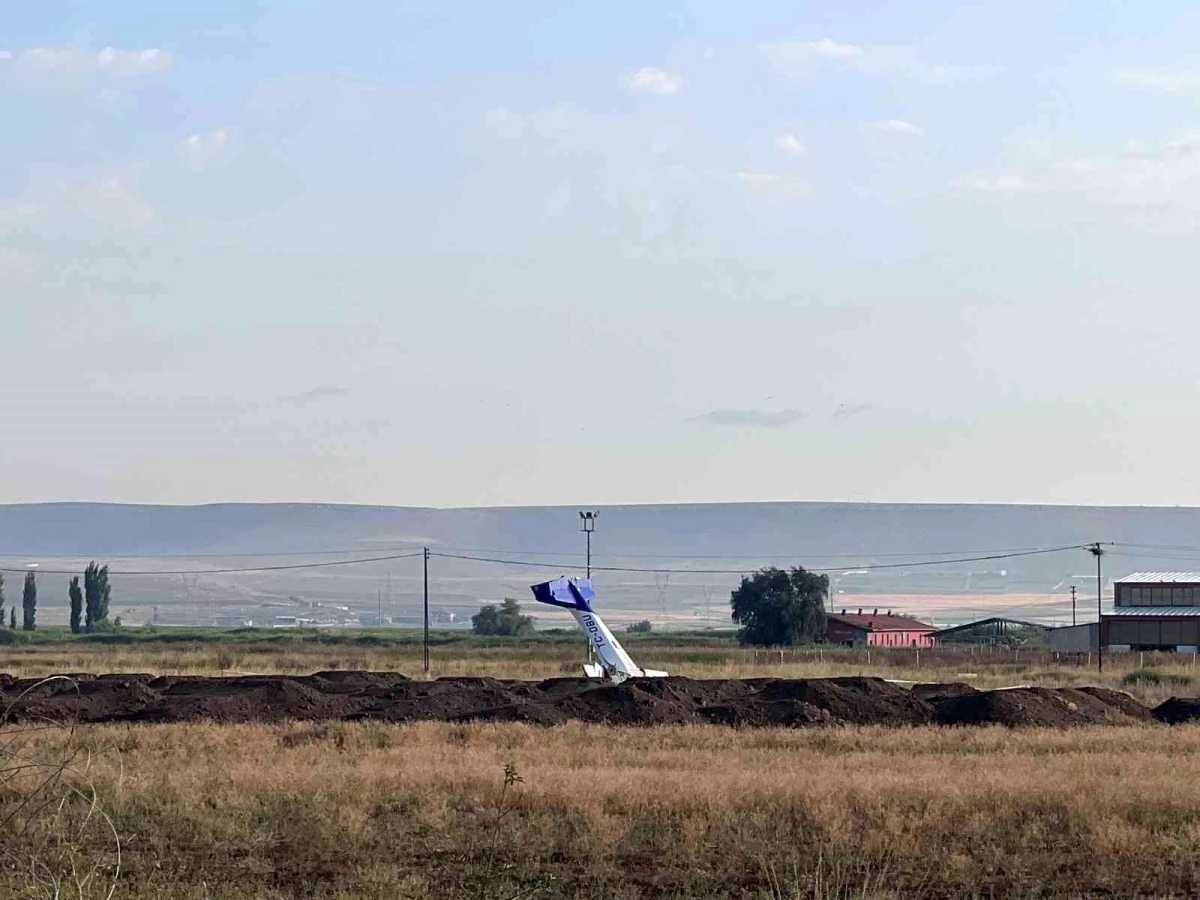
[
  {"left": 422, "top": 547, "right": 430, "bottom": 675},
  {"left": 1070, "top": 585, "right": 1077, "bottom": 627},
  {"left": 1093, "top": 543, "right": 1104, "bottom": 671},
  {"left": 377, "top": 590, "right": 382, "bottom": 629}
]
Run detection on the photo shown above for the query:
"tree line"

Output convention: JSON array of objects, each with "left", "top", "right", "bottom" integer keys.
[{"left": 0, "top": 562, "right": 115, "bottom": 633}]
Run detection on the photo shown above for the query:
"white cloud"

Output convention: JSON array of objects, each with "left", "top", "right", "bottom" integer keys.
[
  {"left": 802, "top": 38, "right": 864, "bottom": 61},
  {"left": 484, "top": 107, "right": 525, "bottom": 140},
  {"left": 950, "top": 175, "right": 1027, "bottom": 194},
  {"left": 0, "top": 51, "right": 12, "bottom": 62},
  {"left": 692, "top": 408, "right": 805, "bottom": 428},
  {"left": 180, "top": 127, "right": 235, "bottom": 170},
  {"left": 9, "top": 46, "right": 172, "bottom": 76},
  {"left": 281, "top": 385, "right": 351, "bottom": 406},
  {"left": 761, "top": 38, "right": 992, "bottom": 83},
  {"left": 98, "top": 47, "right": 171, "bottom": 75},
  {"left": 873, "top": 119, "right": 924, "bottom": 136},
  {"left": 831, "top": 403, "right": 873, "bottom": 422},
  {"left": 70, "top": 173, "right": 154, "bottom": 230},
  {"left": 952, "top": 130, "right": 1200, "bottom": 227},
  {"left": 776, "top": 132, "right": 807, "bottom": 156},
  {"left": 629, "top": 66, "right": 684, "bottom": 96},
  {"left": 0, "top": 202, "right": 40, "bottom": 225},
  {"left": 736, "top": 172, "right": 811, "bottom": 204},
  {"left": 1116, "top": 69, "right": 1200, "bottom": 91},
  {"left": 0, "top": 247, "right": 47, "bottom": 281}
]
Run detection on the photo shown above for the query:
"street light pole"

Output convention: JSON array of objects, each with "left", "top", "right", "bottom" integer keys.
[
  {"left": 579, "top": 510, "right": 598, "bottom": 580},
  {"left": 579, "top": 511, "right": 599, "bottom": 668}
]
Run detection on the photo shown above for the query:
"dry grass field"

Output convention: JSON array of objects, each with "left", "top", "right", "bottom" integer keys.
[
  {"left": 5, "top": 719, "right": 1200, "bottom": 898},
  {"left": 4, "top": 632, "right": 1200, "bottom": 898}
]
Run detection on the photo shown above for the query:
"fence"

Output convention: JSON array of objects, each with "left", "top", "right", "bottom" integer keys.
[{"left": 746, "top": 645, "right": 1199, "bottom": 671}]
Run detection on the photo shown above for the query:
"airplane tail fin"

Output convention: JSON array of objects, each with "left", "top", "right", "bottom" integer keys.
[{"left": 530, "top": 576, "right": 594, "bottom": 612}]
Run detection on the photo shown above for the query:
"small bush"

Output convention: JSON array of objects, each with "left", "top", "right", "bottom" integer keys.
[
  {"left": 1121, "top": 668, "right": 1193, "bottom": 688},
  {"left": 627, "top": 620, "right": 653, "bottom": 634}
]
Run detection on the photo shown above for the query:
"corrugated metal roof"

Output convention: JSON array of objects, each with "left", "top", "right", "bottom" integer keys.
[
  {"left": 1116, "top": 572, "right": 1200, "bottom": 584},
  {"left": 932, "top": 617, "right": 1047, "bottom": 637},
  {"left": 827, "top": 612, "right": 935, "bottom": 632},
  {"left": 1106, "top": 606, "right": 1200, "bottom": 617}
]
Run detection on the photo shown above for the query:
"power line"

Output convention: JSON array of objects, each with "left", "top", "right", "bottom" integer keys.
[
  {"left": 1110, "top": 542, "right": 1200, "bottom": 553},
  {"left": 0, "top": 551, "right": 427, "bottom": 577},
  {"left": 0, "top": 541, "right": 1096, "bottom": 578},
  {"left": 429, "top": 543, "right": 1089, "bottom": 576},
  {"left": 0, "top": 540, "right": 1093, "bottom": 564},
  {"left": 1105, "top": 551, "right": 1200, "bottom": 563},
  {"left": 0, "top": 544, "right": 428, "bottom": 561}
]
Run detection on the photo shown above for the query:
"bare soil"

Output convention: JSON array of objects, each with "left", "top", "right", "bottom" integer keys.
[{"left": 0, "top": 671, "right": 1188, "bottom": 727}]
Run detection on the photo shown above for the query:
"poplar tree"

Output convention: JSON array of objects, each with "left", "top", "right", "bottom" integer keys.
[
  {"left": 21, "top": 571, "right": 36, "bottom": 631},
  {"left": 68, "top": 577, "right": 83, "bottom": 634}
]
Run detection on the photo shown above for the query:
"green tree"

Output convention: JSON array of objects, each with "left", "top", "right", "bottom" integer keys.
[
  {"left": 0, "top": 571, "right": 6, "bottom": 627},
  {"left": 471, "top": 604, "right": 501, "bottom": 635},
  {"left": 497, "top": 598, "right": 534, "bottom": 636},
  {"left": 730, "top": 566, "right": 828, "bottom": 646},
  {"left": 8, "top": 607, "right": 14, "bottom": 629},
  {"left": 626, "top": 619, "right": 653, "bottom": 633},
  {"left": 68, "top": 577, "right": 83, "bottom": 634},
  {"left": 472, "top": 598, "right": 535, "bottom": 636},
  {"left": 99, "top": 566, "right": 111, "bottom": 623},
  {"left": 84, "top": 561, "right": 111, "bottom": 632},
  {"left": 21, "top": 571, "right": 36, "bottom": 631}
]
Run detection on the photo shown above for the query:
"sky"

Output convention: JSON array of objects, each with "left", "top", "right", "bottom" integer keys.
[{"left": 4, "top": 1, "right": 1200, "bottom": 508}]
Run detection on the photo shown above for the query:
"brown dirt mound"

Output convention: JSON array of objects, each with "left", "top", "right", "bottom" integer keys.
[
  {"left": 930, "top": 686, "right": 1151, "bottom": 727},
  {"left": 754, "top": 677, "right": 937, "bottom": 725},
  {"left": 132, "top": 676, "right": 334, "bottom": 724},
  {"left": 0, "top": 673, "right": 1176, "bottom": 729},
  {"left": 909, "top": 682, "right": 979, "bottom": 701},
  {"left": 1154, "top": 696, "right": 1200, "bottom": 724}
]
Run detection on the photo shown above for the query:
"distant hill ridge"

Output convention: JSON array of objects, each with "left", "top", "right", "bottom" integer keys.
[
  {"left": 0, "top": 500, "right": 1197, "bottom": 558},
  {"left": 2, "top": 501, "right": 1197, "bottom": 623}
]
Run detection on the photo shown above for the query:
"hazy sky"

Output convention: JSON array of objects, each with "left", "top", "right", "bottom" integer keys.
[{"left": 4, "top": 1, "right": 1200, "bottom": 508}]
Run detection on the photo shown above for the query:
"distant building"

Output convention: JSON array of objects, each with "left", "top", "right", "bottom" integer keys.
[
  {"left": 1047, "top": 622, "right": 1098, "bottom": 652},
  {"left": 1102, "top": 573, "right": 1200, "bottom": 653},
  {"left": 213, "top": 615, "right": 253, "bottom": 628},
  {"left": 826, "top": 609, "right": 937, "bottom": 648}
]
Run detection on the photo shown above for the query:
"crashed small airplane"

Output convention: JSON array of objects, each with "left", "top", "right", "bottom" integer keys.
[{"left": 530, "top": 576, "right": 669, "bottom": 683}]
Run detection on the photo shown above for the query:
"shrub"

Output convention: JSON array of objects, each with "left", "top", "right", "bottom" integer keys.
[{"left": 1121, "top": 668, "right": 1193, "bottom": 688}]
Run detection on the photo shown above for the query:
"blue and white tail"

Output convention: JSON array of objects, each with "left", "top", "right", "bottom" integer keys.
[{"left": 530, "top": 577, "right": 668, "bottom": 683}]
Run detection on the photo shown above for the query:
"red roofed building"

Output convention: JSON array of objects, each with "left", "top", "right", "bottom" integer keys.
[{"left": 826, "top": 609, "right": 937, "bottom": 648}]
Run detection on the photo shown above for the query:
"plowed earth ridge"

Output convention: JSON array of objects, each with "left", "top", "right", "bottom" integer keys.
[{"left": 1, "top": 672, "right": 1191, "bottom": 727}]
